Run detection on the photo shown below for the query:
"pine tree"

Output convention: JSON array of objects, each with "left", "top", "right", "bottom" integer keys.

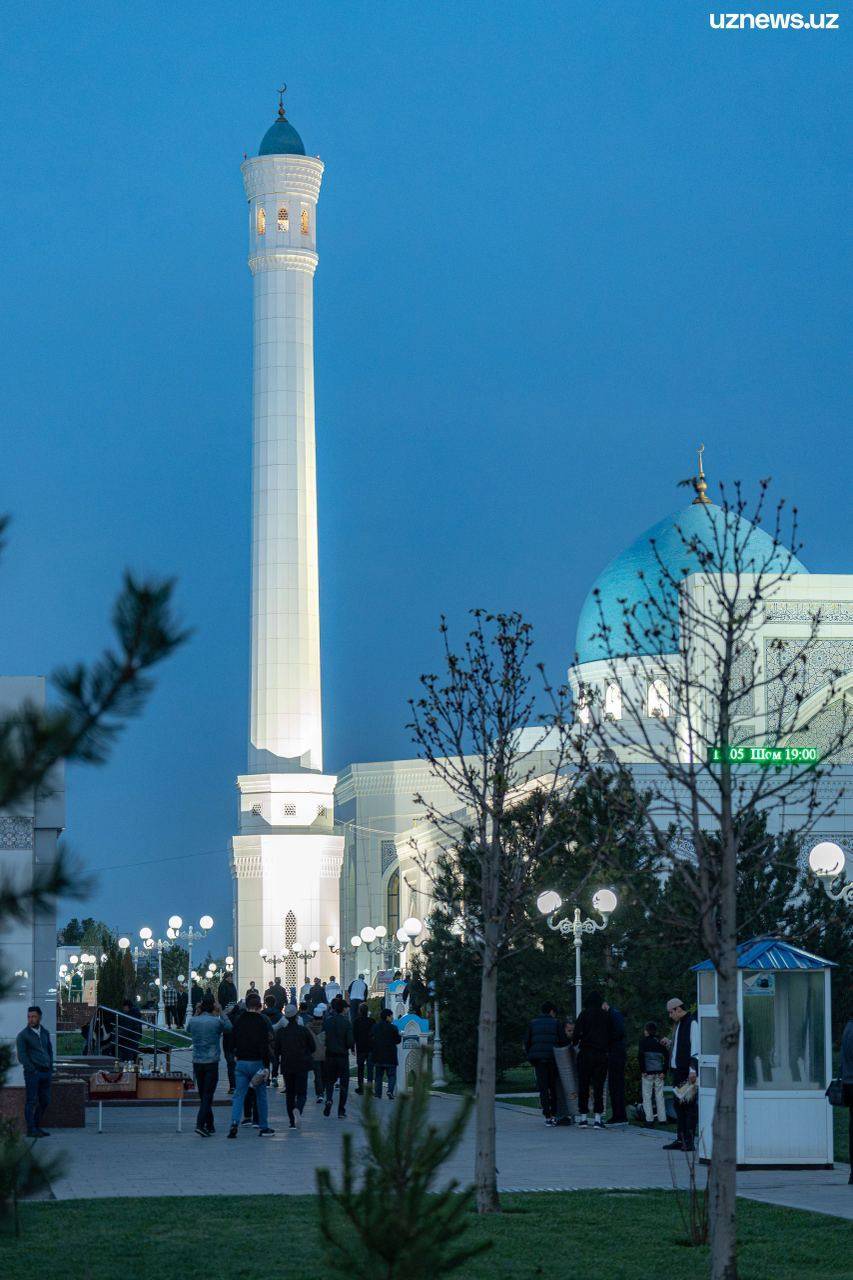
[{"left": 316, "top": 1053, "right": 490, "bottom": 1280}]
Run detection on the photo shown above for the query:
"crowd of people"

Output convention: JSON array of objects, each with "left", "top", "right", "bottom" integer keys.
[
  {"left": 525, "top": 990, "right": 700, "bottom": 1151},
  {"left": 186, "top": 973, "right": 402, "bottom": 1138}
]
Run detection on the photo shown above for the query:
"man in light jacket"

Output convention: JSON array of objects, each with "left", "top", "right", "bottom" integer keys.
[
  {"left": 16, "top": 1006, "right": 54, "bottom": 1137},
  {"left": 347, "top": 973, "right": 368, "bottom": 1023}
]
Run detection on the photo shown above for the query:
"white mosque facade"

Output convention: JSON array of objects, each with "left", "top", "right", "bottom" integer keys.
[{"left": 230, "top": 101, "right": 853, "bottom": 992}]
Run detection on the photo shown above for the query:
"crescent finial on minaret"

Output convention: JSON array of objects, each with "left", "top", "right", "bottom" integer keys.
[
  {"left": 692, "top": 443, "right": 710, "bottom": 504},
  {"left": 277, "top": 84, "right": 287, "bottom": 119}
]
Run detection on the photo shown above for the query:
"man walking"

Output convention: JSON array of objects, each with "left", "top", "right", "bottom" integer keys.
[
  {"left": 16, "top": 1007, "right": 53, "bottom": 1138},
  {"left": 324, "top": 974, "right": 342, "bottom": 1004},
  {"left": 353, "top": 1001, "right": 375, "bottom": 1094},
  {"left": 371, "top": 1008, "right": 402, "bottom": 1100},
  {"left": 661, "top": 997, "right": 699, "bottom": 1152},
  {"left": 218, "top": 970, "right": 238, "bottom": 1007},
  {"left": 347, "top": 972, "right": 368, "bottom": 1023},
  {"left": 275, "top": 1004, "right": 316, "bottom": 1128},
  {"left": 226, "top": 991, "right": 275, "bottom": 1138},
  {"left": 163, "top": 982, "right": 178, "bottom": 1028},
  {"left": 524, "top": 1001, "right": 566, "bottom": 1126},
  {"left": 323, "top": 996, "right": 354, "bottom": 1118},
  {"left": 603, "top": 1000, "right": 628, "bottom": 1125}
]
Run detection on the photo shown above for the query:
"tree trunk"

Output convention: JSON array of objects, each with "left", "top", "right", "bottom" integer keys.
[
  {"left": 707, "top": 817, "right": 739, "bottom": 1280},
  {"left": 474, "top": 944, "right": 500, "bottom": 1213}
]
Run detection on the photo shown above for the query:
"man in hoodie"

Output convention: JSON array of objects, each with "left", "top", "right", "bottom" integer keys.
[
  {"left": 275, "top": 1004, "right": 316, "bottom": 1128},
  {"left": 323, "top": 995, "right": 354, "bottom": 1117},
  {"left": 227, "top": 991, "right": 275, "bottom": 1138},
  {"left": 16, "top": 1007, "right": 53, "bottom": 1138}
]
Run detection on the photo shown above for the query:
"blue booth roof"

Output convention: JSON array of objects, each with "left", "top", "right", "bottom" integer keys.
[{"left": 692, "top": 937, "right": 835, "bottom": 972}]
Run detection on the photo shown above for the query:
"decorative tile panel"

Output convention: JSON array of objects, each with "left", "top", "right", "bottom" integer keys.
[{"left": 0, "top": 817, "right": 34, "bottom": 850}]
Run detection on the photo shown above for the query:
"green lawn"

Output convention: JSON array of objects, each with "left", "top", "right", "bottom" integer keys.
[{"left": 1, "top": 1192, "right": 848, "bottom": 1278}]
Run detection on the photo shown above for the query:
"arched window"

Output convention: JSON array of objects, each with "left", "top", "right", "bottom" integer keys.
[
  {"left": 577, "top": 694, "right": 590, "bottom": 726},
  {"left": 256, "top": 206, "right": 266, "bottom": 235},
  {"left": 648, "top": 679, "right": 671, "bottom": 719},
  {"left": 300, "top": 208, "right": 310, "bottom": 235},
  {"left": 386, "top": 869, "right": 400, "bottom": 940},
  {"left": 604, "top": 681, "right": 622, "bottom": 720},
  {"left": 285, "top": 911, "right": 297, "bottom": 987},
  {"left": 277, "top": 205, "right": 289, "bottom": 232}
]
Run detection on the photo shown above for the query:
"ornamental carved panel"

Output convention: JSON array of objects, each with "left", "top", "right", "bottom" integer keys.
[
  {"left": 764, "top": 638, "right": 853, "bottom": 714},
  {"left": 0, "top": 816, "right": 34, "bottom": 849},
  {"left": 765, "top": 600, "right": 853, "bottom": 625}
]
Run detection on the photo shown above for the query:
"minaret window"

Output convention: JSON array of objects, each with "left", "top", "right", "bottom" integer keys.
[
  {"left": 277, "top": 206, "right": 289, "bottom": 232},
  {"left": 256, "top": 206, "right": 266, "bottom": 235},
  {"left": 300, "top": 208, "right": 310, "bottom": 235},
  {"left": 605, "top": 681, "right": 622, "bottom": 720},
  {"left": 648, "top": 679, "right": 671, "bottom": 719}
]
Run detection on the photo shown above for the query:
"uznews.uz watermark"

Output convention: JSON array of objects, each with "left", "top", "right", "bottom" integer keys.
[{"left": 710, "top": 11, "right": 840, "bottom": 27}]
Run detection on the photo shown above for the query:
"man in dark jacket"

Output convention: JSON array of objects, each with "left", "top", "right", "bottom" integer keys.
[
  {"left": 263, "top": 995, "right": 286, "bottom": 1084},
  {"left": 524, "top": 1001, "right": 567, "bottom": 1126},
  {"left": 371, "top": 1008, "right": 402, "bottom": 1100},
  {"left": 270, "top": 978, "right": 287, "bottom": 1012},
  {"left": 661, "top": 997, "right": 699, "bottom": 1152},
  {"left": 323, "top": 996, "right": 354, "bottom": 1117},
  {"left": 353, "top": 1001, "right": 375, "bottom": 1094},
  {"left": 218, "top": 972, "right": 238, "bottom": 1007},
  {"left": 227, "top": 991, "right": 275, "bottom": 1138},
  {"left": 603, "top": 1001, "right": 628, "bottom": 1125},
  {"left": 275, "top": 1004, "right": 316, "bottom": 1127},
  {"left": 307, "top": 977, "right": 326, "bottom": 1012},
  {"left": 16, "top": 1007, "right": 53, "bottom": 1137},
  {"left": 572, "top": 990, "right": 613, "bottom": 1128}
]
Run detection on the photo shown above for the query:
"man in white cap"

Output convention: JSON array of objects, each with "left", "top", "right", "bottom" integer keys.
[{"left": 661, "top": 997, "right": 699, "bottom": 1152}]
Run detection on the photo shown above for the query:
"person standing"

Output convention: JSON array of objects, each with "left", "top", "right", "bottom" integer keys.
[
  {"left": 524, "top": 1001, "right": 566, "bottom": 1126},
  {"left": 324, "top": 974, "right": 343, "bottom": 1004},
  {"left": 227, "top": 991, "right": 275, "bottom": 1137},
  {"left": 604, "top": 1000, "right": 628, "bottom": 1125},
  {"left": 270, "top": 977, "right": 287, "bottom": 1012},
  {"left": 371, "top": 1008, "right": 402, "bottom": 1100},
  {"left": 353, "top": 1001, "right": 375, "bottom": 1094},
  {"left": 263, "top": 994, "right": 285, "bottom": 1085},
  {"left": 191, "top": 977, "right": 204, "bottom": 1012},
  {"left": 347, "top": 972, "right": 368, "bottom": 1023},
  {"left": 176, "top": 984, "right": 189, "bottom": 1029},
  {"left": 572, "top": 990, "right": 612, "bottom": 1129},
  {"left": 275, "top": 1004, "right": 316, "bottom": 1128},
  {"left": 839, "top": 1014, "right": 853, "bottom": 1185},
  {"left": 323, "top": 996, "right": 354, "bottom": 1118},
  {"left": 661, "top": 997, "right": 699, "bottom": 1152},
  {"left": 116, "top": 999, "right": 142, "bottom": 1062},
  {"left": 309, "top": 1004, "right": 327, "bottom": 1103},
  {"left": 638, "top": 1021, "right": 668, "bottom": 1127},
  {"left": 163, "top": 983, "right": 178, "bottom": 1028},
  {"left": 307, "top": 977, "right": 326, "bottom": 1011},
  {"left": 16, "top": 1007, "right": 53, "bottom": 1138},
  {"left": 218, "top": 971, "right": 238, "bottom": 1007},
  {"left": 188, "top": 994, "right": 231, "bottom": 1136}
]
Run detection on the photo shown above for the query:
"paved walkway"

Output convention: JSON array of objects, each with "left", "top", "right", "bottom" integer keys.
[{"left": 42, "top": 1088, "right": 851, "bottom": 1219}]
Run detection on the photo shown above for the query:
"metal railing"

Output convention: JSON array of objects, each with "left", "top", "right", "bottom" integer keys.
[{"left": 59, "top": 1004, "right": 193, "bottom": 1074}]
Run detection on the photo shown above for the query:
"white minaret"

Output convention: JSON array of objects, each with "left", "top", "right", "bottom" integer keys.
[{"left": 231, "top": 92, "right": 343, "bottom": 995}]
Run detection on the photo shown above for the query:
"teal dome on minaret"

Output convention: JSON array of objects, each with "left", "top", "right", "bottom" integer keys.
[
  {"left": 574, "top": 452, "right": 808, "bottom": 665},
  {"left": 258, "top": 87, "right": 306, "bottom": 156}
]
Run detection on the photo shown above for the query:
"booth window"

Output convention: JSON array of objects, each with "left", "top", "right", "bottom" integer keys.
[
  {"left": 743, "top": 970, "right": 825, "bottom": 1090},
  {"left": 386, "top": 868, "right": 400, "bottom": 939},
  {"left": 698, "top": 970, "right": 716, "bottom": 1005},
  {"left": 701, "top": 1016, "right": 720, "bottom": 1055}
]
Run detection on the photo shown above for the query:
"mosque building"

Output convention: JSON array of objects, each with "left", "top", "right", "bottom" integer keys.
[{"left": 230, "top": 98, "right": 853, "bottom": 993}]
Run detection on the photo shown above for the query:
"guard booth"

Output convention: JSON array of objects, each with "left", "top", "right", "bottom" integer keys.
[{"left": 693, "top": 938, "right": 835, "bottom": 1167}]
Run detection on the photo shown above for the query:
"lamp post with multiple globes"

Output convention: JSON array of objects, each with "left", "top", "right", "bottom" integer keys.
[
  {"left": 166, "top": 915, "right": 214, "bottom": 1010},
  {"left": 536, "top": 889, "right": 618, "bottom": 1016},
  {"left": 258, "top": 947, "right": 289, "bottom": 982},
  {"left": 292, "top": 940, "right": 319, "bottom": 985}
]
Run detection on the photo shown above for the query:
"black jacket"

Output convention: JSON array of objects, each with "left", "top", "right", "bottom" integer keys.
[
  {"left": 638, "top": 1035, "right": 667, "bottom": 1075},
  {"left": 354, "top": 1013, "right": 375, "bottom": 1055},
  {"left": 218, "top": 978, "right": 238, "bottom": 1007},
  {"left": 275, "top": 1020, "right": 316, "bottom": 1073},
  {"left": 307, "top": 983, "right": 326, "bottom": 1010},
  {"left": 524, "top": 1015, "right": 567, "bottom": 1063},
  {"left": 232, "top": 1011, "right": 273, "bottom": 1065},
  {"left": 370, "top": 1020, "right": 402, "bottom": 1066},
  {"left": 324, "top": 1011, "right": 354, "bottom": 1056},
  {"left": 572, "top": 1006, "right": 613, "bottom": 1056}
]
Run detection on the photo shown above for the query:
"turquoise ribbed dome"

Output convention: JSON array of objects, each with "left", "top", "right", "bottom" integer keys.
[
  {"left": 258, "top": 115, "right": 306, "bottom": 156},
  {"left": 574, "top": 503, "right": 808, "bottom": 665}
]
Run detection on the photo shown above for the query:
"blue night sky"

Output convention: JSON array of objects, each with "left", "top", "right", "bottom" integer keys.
[{"left": 0, "top": 4, "right": 848, "bottom": 952}]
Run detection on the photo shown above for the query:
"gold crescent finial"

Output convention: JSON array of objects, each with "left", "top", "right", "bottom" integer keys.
[
  {"left": 277, "top": 84, "right": 287, "bottom": 119},
  {"left": 692, "top": 443, "right": 710, "bottom": 504}
]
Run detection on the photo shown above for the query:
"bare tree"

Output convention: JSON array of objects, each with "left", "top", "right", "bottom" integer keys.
[
  {"left": 408, "top": 611, "right": 573, "bottom": 1213},
  {"left": 574, "top": 474, "right": 851, "bottom": 1280}
]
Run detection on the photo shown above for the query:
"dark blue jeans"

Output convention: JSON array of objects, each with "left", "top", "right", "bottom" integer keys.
[
  {"left": 374, "top": 1064, "right": 397, "bottom": 1098},
  {"left": 24, "top": 1069, "right": 51, "bottom": 1133}
]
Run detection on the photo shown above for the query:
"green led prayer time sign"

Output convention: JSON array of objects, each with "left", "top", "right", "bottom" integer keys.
[{"left": 707, "top": 745, "right": 819, "bottom": 766}]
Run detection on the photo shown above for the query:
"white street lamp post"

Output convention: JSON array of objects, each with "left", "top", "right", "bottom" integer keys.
[
  {"left": 808, "top": 842, "right": 851, "bottom": 905},
  {"left": 292, "top": 941, "right": 319, "bottom": 985},
  {"left": 259, "top": 947, "right": 290, "bottom": 981},
  {"left": 167, "top": 914, "right": 214, "bottom": 1010},
  {"left": 536, "top": 889, "right": 618, "bottom": 1016}
]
